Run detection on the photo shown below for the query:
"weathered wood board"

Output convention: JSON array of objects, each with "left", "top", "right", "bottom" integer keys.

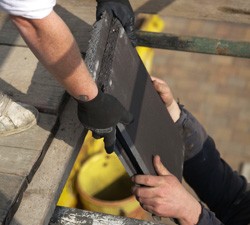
[
  {"left": 0, "top": 146, "right": 46, "bottom": 177},
  {"left": 0, "top": 45, "right": 65, "bottom": 114},
  {"left": 0, "top": 174, "right": 27, "bottom": 225},
  {"left": 132, "top": 0, "right": 250, "bottom": 25},
  {"left": 0, "top": 113, "right": 57, "bottom": 225},
  {"left": 0, "top": 14, "right": 25, "bottom": 46},
  {"left": 0, "top": 113, "right": 56, "bottom": 150},
  {"left": 0, "top": 113, "right": 57, "bottom": 180},
  {"left": 9, "top": 99, "right": 86, "bottom": 225}
]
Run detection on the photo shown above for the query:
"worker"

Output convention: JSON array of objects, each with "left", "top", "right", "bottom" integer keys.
[
  {"left": 0, "top": 0, "right": 135, "bottom": 153},
  {"left": 132, "top": 77, "right": 250, "bottom": 225}
]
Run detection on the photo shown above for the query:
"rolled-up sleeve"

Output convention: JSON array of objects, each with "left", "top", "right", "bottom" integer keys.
[
  {"left": 0, "top": 0, "right": 56, "bottom": 19},
  {"left": 197, "top": 206, "right": 223, "bottom": 225}
]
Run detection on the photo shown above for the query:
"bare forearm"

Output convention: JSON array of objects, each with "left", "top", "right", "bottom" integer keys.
[{"left": 11, "top": 11, "right": 98, "bottom": 100}]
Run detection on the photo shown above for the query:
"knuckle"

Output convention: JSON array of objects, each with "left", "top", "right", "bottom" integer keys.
[
  {"left": 144, "top": 177, "right": 151, "bottom": 185},
  {"left": 154, "top": 205, "right": 161, "bottom": 214},
  {"left": 157, "top": 191, "right": 164, "bottom": 198}
]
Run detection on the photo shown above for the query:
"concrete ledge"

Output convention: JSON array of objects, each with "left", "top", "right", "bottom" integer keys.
[
  {"left": 9, "top": 99, "right": 86, "bottom": 225},
  {"left": 50, "top": 207, "right": 165, "bottom": 225}
]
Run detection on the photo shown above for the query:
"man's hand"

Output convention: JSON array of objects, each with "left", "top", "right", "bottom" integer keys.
[
  {"left": 77, "top": 90, "right": 133, "bottom": 154},
  {"left": 151, "top": 76, "right": 181, "bottom": 122},
  {"left": 96, "top": 0, "right": 137, "bottom": 46},
  {"left": 132, "top": 155, "right": 201, "bottom": 225}
]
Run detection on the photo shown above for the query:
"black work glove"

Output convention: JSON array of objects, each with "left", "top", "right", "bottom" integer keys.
[
  {"left": 77, "top": 90, "right": 133, "bottom": 154},
  {"left": 96, "top": 0, "right": 137, "bottom": 47}
]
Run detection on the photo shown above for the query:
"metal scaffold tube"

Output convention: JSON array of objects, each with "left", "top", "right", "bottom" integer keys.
[{"left": 137, "top": 31, "right": 250, "bottom": 58}]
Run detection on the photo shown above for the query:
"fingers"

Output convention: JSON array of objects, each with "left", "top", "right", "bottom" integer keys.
[
  {"left": 151, "top": 77, "right": 171, "bottom": 94},
  {"left": 151, "top": 78, "right": 174, "bottom": 107},
  {"left": 132, "top": 186, "right": 158, "bottom": 199},
  {"left": 153, "top": 155, "right": 171, "bottom": 176},
  {"left": 132, "top": 174, "right": 163, "bottom": 187},
  {"left": 151, "top": 76, "right": 166, "bottom": 84},
  {"left": 92, "top": 131, "right": 101, "bottom": 139},
  {"left": 120, "top": 110, "right": 134, "bottom": 125},
  {"left": 103, "top": 128, "right": 116, "bottom": 154},
  {"left": 137, "top": 197, "right": 160, "bottom": 210},
  {"left": 96, "top": 2, "right": 137, "bottom": 47},
  {"left": 91, "top": 128, "right": 116, "bottom": 154},
  {"left": 132, "top": 187, "right": 165, "bottom": 217},
  {"left": 153, "top": 80, "right": 171, "bottom": 96},
  {"left": 141, "top": 204, "right": 155, "bottom": 214},
  {"left": 91, "top": 106, "right": 133, "bottom": 154}
]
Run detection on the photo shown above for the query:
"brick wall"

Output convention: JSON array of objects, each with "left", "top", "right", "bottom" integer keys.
[{"left": 152, "top": 16, "right": 250, "bottom": 171}]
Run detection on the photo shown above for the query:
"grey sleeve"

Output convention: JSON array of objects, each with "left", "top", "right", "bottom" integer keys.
[
  {"left": 175, "top": 105, "right": 208, "bottom": 161},
  {"left": 197, "top": 206, "right": 224, "bottom": 225}
]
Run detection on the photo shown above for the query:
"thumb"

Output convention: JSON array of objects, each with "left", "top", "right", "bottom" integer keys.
[{"left": 153, "top": 155, "right": 171, "bottom": 176}]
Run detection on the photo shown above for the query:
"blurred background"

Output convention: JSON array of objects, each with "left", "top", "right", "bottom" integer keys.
[{"left": 153, "top": 15, "right": 250, "bottom": 171}]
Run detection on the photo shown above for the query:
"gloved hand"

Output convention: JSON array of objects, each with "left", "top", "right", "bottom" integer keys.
[
  {"left": 96, "top": 0, "right": 137, "bottom": 46},
  {"left": 77, "top": 89, "right": 133, "bottom": 154}
]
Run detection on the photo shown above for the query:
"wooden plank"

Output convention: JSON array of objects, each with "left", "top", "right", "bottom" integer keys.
[
  {"left": 0, "top": 1, "right": 96, "bottom": 52},
  {"left": 0, "top": 174, "right": 27, "bottom": 225},
  {"left": 55, "top": 1, "right": 95, "bottom": 52},
  {"left": 0, "top": 45, "right": 65, "bottom": 114},
  {"left": 0, "top": 147, "right": 43, "bottom": 177},
  {"left": 0, "top": 14, "right": 25, "bottom": 46},
  {"left": 0, "top": 113, "right": 57, "bottom": 225},
  {"left": 132, "top": 0, "right": 250, "bottom": 25},
  {"left": 0, "top": 113, "right": 56, "bottom": 150},
  {"left": 85, "top": 14, "right": 184, "bottom": 180},
  {"left": 50, "top": 206, "right": 165, "bottom": 225},
  {"left": 0, "top": 210, "right": 7, "bottom": 224},
  {"left": 9, "top": 99, "right": 86, "bottom": 225},
  {"left": 0, "top": 113, "right": 57, "bottom": 181}
]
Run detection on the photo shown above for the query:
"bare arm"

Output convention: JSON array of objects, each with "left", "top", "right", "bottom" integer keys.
[
  {"left": 10, "top": 11, "right": 98, "bottom": 101},
  {"left": 10, "top": 11, "right": 133, "bottom": 153}
]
